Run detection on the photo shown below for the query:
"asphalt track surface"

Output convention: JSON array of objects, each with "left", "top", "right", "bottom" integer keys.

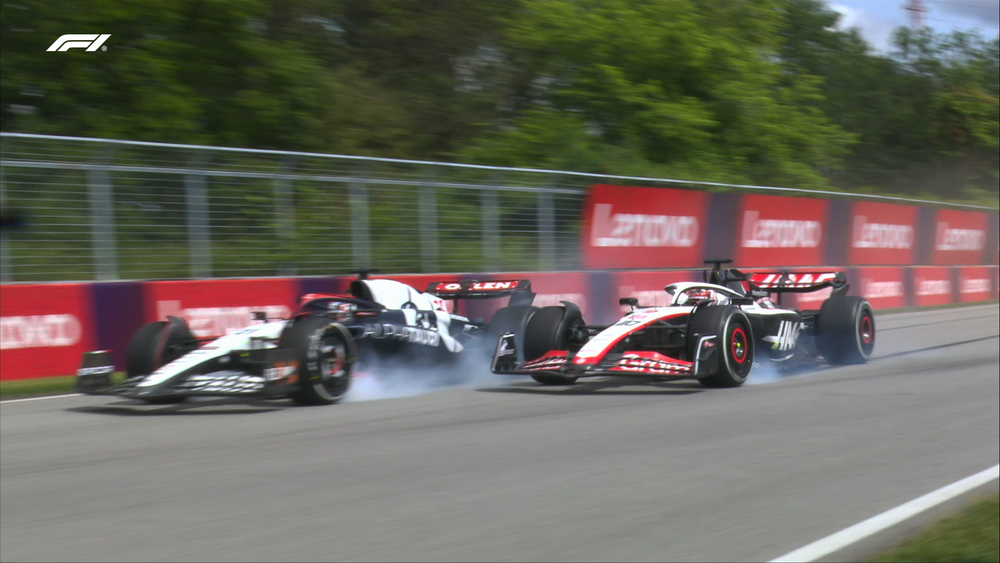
[{"left": 2, "top": 305, "right": 998, "bottom": 562}]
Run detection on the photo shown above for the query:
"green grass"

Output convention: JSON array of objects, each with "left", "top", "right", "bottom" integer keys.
[
  {"left": 872, "top": 494, "right": 999, "bottom": 563},
  {"left": 0, "top": 373, "right": 125, "bottom": 401}
]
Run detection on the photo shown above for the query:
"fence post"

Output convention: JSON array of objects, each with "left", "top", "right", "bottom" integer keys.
[
  {"left": 419, "top": 167, "right": 440, "bottom": 273},
  {"left": 275, "top": 157, "right": 297, "bottom": 275},
  {"left": 184, "top": 154, "right": 212, "bottom": 279},
  {"left": 0, "top": 165, "right": 11, "bottom": 282},
  {"left": 538, "top": 189, "right": 555, "bottom": 270},
  {"left": 482, "top": 181, "right": 501, "bottom": 272},
  {"left": 349, "top": 164, "right": 372, "bottom": 270},
  {"left": 87, "top": 148, "right": 118, "bottom": 280}
]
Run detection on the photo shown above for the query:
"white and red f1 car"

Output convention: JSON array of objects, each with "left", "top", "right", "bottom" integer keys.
[{"left": 492, "top": 260, "right": 875, "bottom": 387}]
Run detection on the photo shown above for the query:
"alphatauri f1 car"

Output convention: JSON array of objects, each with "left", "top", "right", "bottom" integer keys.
[
  {"left": 492, "top": 260, "right": 875, "bottom": 387},
  {"left": 77, "top": 272, "right": 540, "bottom": 405}
]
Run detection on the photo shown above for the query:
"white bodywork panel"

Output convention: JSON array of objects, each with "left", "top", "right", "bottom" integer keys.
[{"left": 140, "top": 320, "right": 287, "bottom": 387}]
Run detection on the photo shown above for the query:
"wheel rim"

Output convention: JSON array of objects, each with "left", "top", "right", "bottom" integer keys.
[
  {"left": 318, "top": 337, "right": 349, "bottom": 398},
  {"left": 859, "top": 311, "right": 875, "bottom": 356},
  {"left": 731, "top": 327, "right": 748, "bottom": 365}
]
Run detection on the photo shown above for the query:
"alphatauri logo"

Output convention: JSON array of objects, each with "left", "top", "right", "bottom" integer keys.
[{"left": 47, "top": 34, "right": 110, "bottom": 52}]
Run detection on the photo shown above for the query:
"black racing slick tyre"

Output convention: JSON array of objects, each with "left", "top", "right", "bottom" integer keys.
[
  {"left": 817, "top": 296, "right": 874, "bottom": 365},
  {"left": 279, "top": 316, "right": 353, "bottom": 406},
  {"left": 687, "top": 306, "right": 753, "bottom": 388},
  {"left": 125, "top": 316, "right": 197, "bottom": 403},
  {"left": 523, "top": 305, "right": 585, "bottom": 385},
  {"left": 485, "top": 305, "right": 538, "bottom": 360}
]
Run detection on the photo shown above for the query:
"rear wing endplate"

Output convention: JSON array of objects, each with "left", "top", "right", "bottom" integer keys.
[
  {"left": 426, "top": 279, "right": 534, "bottom": 301},
  {"left": 749, "top": 271, "right": 848, "bottom": 293}
]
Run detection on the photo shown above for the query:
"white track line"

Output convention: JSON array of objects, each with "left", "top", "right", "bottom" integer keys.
[
  {"left": 1, "top": 393, "right": 81, "bottom": 404},
  {"left": 770, "top": 464, "right": 1000, "bottom": 562}
]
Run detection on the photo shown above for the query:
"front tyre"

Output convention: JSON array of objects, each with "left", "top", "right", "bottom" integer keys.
[
  {"left": 687, "top": 306, "right": 754, "bottom": 388},
  {"left": 523, "top": 305, "right": 586, "bottom": 385},
  {"left": 817, "top": 296, "right": 874, "bottom": 365},
  {"left": 125, "top": 316, "right": 197, "bottom": 404},
  {"left": 279, "top": 316, "right": 354, "bottom": 406}
]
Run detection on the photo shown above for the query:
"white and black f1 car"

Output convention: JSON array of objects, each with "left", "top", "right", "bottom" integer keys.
[
  {"left": 76, "top": 272, "right": 541, "bottom": 406},
  {"left": 492, "top": 260, "right": 875, "bottom": 387}
]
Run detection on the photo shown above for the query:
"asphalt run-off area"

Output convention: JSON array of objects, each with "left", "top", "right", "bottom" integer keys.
[{"left": 1, "top": 305, "right": 997, "bottom": 562}]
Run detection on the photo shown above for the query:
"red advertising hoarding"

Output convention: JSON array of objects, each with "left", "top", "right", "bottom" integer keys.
[
  {"left": 582, "top": 185, "right": 709, "bottom": 269},
  {"left": 469, "top": 272, "right": 591, "bottom": 323},
  {"left": 957, "top": 266, "right": 993, "bottom": 303},
  {"left": 144, "top": 278, "right": 298, "bottom": 339},
  {"left": 848, "top": 201, "right": 918, "bottom": 265},
  {"left": 737, "top": 194, "right": 829, "bottom": 267},
  {"left": 912, "top": 266, "right": 954, "bottom": 307},
  {"left": 855, "top": 267, "right": 907, "bottom": 310},
  {"left": 1, "top": 284, "right": 95, "bottom": 380},
  {"left": 933, "top": 209, "right": 989, "bottom": 265}
]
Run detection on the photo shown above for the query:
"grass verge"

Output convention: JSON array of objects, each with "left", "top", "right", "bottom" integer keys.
[
  {"left": 872, "top": 494, "right": 999, "bottom": 562},
  {"left": 0, "top": 373, "right": 125, "bottom": 401}
]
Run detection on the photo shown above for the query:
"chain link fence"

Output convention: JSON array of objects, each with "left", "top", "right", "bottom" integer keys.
[{"left": 1, "top": 133, "right": 994, "bottom": 283}]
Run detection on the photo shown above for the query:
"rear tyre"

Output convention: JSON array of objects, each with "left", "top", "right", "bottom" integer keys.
[
  {"left": 687, "top": 306, "right": 753, "bottom": 388},
  {"left": 279, "top": 316, "right": 353, "bottom": 406},
  {"left": 523, "top": 305, "right": 586, "bottom": 385},
  {"left": 485, "top": 305, "right": 538, "bottom": 360},
  {"left": 817, "top": 296, "right": 874, "bottom": 365},
  {"left": 125, "top": 317, "right": 197, "bottom": 403}
]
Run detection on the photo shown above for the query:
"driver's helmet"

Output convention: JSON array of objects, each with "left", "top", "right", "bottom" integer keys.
[{"left": 676, "top": 288, "right": 725, "bottom": 306}]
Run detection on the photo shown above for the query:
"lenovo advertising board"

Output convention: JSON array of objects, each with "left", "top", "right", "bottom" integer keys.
[
  {"left": 143, "top": 278, "right": 298, "bottom": 339},
  {"left": 855, "top": 267, "right": 908, "bottom": 309},
  {"left": 957, "top": 266, "right": 993, "bottom": 303},
  {"left": 933, "top": 209, "right": 989, "bottom": 265},
  {"left": 582, "top": 185, "right": 709, "bottom": 269},
  {"left": 848, "top": 201, "right": 918, "bottom": 265},
  {"left": 1, "top": 284, "right": 95, "bottom": 380},
  {"left": 912, "top": 266, "right": 955, "bottom": 307},
  {"left": 736, "top": 194, "right": 829, "bottom": 267}
]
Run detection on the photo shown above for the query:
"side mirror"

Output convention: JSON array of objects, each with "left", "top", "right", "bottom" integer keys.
[
  {"left": 619, "top": 297, "right": 639, "bottom": 309},
  {"left": 251, "top": 311, "right": 268, "bottom": 321}
]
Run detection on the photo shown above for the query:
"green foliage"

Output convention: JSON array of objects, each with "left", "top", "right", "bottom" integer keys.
[{"left": 1, "top": 0, "right": 997, "bottom": 206}]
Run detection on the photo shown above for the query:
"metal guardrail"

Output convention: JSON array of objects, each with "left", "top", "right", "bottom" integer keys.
[{"left": 1, "top": 133, "right": 995, "bottom": 283}]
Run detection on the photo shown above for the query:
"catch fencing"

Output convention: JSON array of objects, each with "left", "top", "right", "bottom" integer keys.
[{"left": 0, "top": 133, "right": 995, "bottom": 283}]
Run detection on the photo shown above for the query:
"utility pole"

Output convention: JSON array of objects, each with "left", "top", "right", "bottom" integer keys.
[{"left": 903, "top": 0, "right": 926, "bottom": 30}]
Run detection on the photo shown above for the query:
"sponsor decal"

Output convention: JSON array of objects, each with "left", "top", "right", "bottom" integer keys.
[
  {"left": 932, "top": 210, "right": 990, "bottom": 265},
  {"left": 865, "top": 280, "right": 905, "bottom": 299},
  {"left": 936, "top": 223, "right": 985, "bottom": 252},
  {"left": 915, "top": 278, "right": 951, "bottom": 296},
  {"left": 0, "top": 314, "right": 82, "bottom": 350},
  {"left": 263, "top": 361, "right": 298, "bottom": 382},
  {"left": 736, "top": 194, "right": 829, "bottom": 267},
  {"left": 742, "top": 211, "right": 822, "bottom": 249},
  {"left": 613, "top": 353, "right": 692, "bottom": 374},
  {"left": 764, "top": 321, "right": 801, "bottom": 351},
  {"left": 583, "top": 185, "right": 708, "bottom": 269},
  {"left": 77, "top": 365, "right": 114, "bottom": 376},
  {"left": 591, "top": 203, "right": 699, "bottom": 248},
  {"left": 361, "top": 323, "right": 441, "bottom": 347},
  {"left": 912, "top": 266, "right": 954, "bottom": 307},
  {"left": 960, "top": 278, "right": 990, "bottom": 294},
  {"left": 847, "top": 202, "right": 919, "bottom": 265},
  {"left": 47, "top": 34, "right": 110, "bottom": 52},
  {"left": 752, "top": 272, "right": 837, "bottom": 289},
  {"left": 852, "top": 216, "right": 913, "bottom": 249}
]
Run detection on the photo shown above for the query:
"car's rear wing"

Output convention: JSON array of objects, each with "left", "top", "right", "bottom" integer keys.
[
  {"left": 748, "top": 271, "right": 848, "bottom": 293},
  {"left": 426, "top": 279, "right": 535, "bottom": 306}
]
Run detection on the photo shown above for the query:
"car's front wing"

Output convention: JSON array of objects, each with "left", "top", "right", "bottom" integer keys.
[
  {"left": 75, "top": 349, "right": 301, "bottom": 401},
  {"left": 492, "top": 333, "right": 718, "bottom": 379}
]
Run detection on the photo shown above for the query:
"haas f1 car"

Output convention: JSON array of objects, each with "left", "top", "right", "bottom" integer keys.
[
  {"left": 493, "top": 260, "right": 875, "bottom": 387},
  {"left": 76, "top": 272, "right": 540, "bottom": 406}
]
